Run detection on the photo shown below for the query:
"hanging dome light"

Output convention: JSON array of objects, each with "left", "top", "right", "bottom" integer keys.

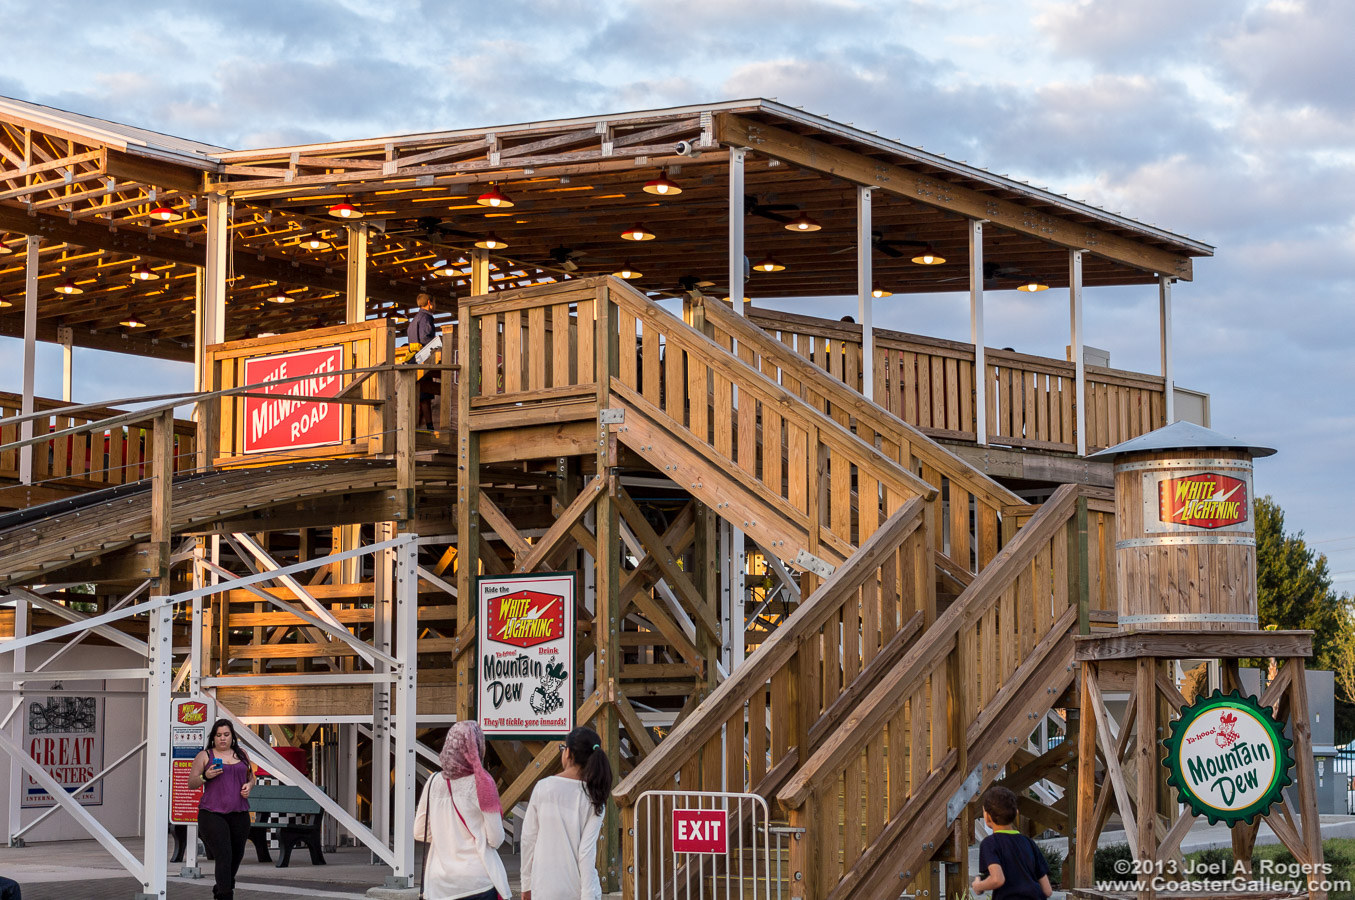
[
  {"left": 0, "top": 236, "right": 13, "bottom": 255},
  {"left": 872, "top": 282, "right": 893, "bottom": 298},
  {"left": 328, "top": 199, "right": 363, "bottom": 219},
  {"left": 612, "top": 263, "right": 643, "bottom": 280},
  {"left": 474, "top": 233, "right": 507, "bottom": 250},
  {"left": 642, "top": 169, "right": 682, "bottom": 196},
  {"left": 911, "top": 245, "right": 945, "bottom": 265},
  {"left": 55, "top": 278, "right": 83, "bottom": 295},
  {"left": 1016, "top": 281, "right": 1050, "bottom": 292},
  {"left": 120, "top": 315, "right": 147, "bottom": 328},
  {"left": 267, "top": 286, "right": 294, "bottom": 303},
  {"left": 131, "top": 263, "right": 160, "bottom": 281},
  {"left": 300, "top": 235, "right": 332, "bottom": 251},
  {"left": 784, "top": 212, "right": 822, "bottom": 233},
  {"left": 148, "top": 204, "right": 182, "bottom": 222},
  {"left": 477, "top": 184, "right": 514, "bottom": 208},
  {"left": 433, "top": 259, "right": 458, "bottom": 277},
  {"left": 0, "top": 294, "right": 11, "bottom": 308},
  {"left": 754, "top": 256, "right": 786, "bottom": 273},
  {"left": 621, "top": 223, "right": 655, "bottom": 241}
]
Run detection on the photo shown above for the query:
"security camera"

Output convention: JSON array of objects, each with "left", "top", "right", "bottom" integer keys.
[{"left": 674, "top": 140, "right": 699, "bottom": 157}]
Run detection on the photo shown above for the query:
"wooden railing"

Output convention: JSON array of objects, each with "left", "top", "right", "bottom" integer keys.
[
  {"left": 696, "top": 298, "right": 1023, "bottom": 578},
  {"left": 614, "top": 496, "right": 935, "bottom": 897},
  {"left": 774, "top": 484, "right": 1097, "bottom": 900},
  {"left": 464, "top": 277, "right": 934, "bottom": 561},
  {"left": 204, "top": 320, "right": 394, "bottom": 466},
  {"left": 0, "top": 392, "right": 196, "bottom": 490},
  {"left": 746, "top": 307, "right": 1168, "bottom": 454}
]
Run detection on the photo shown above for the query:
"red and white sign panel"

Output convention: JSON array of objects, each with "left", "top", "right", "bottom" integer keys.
[
  {"left": 672, "top": 809, "right": 727, "bottom": 854},
  {"left": 1142, "top": 467, "right": 1254, "bottom": 535},
  {"left": 242, "top": 346, "right": 344, "bottom": 454},
  {"left": 477, "top": 572, "right": 576, "bottom": 739},
  {"left": 170, "top": 696, "right": 215, "bottom": 824}
]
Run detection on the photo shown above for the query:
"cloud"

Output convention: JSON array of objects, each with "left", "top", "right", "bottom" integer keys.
[{"left": 1215, "top": 0, "right": 1355, "bottom": 116}]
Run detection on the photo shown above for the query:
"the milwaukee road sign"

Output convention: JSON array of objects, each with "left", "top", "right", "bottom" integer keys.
[
  {"left": 242, "top": 346, "right": 344, "bottom": 454},
  {"left": 1142, "top": 468, "right": 1253, "bottom": 535}
]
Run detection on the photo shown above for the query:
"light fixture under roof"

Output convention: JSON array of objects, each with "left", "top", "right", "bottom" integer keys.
[
  {"left": 0, "top": 294, "right": 11, "bottom": 308},
  {"left": 871, "top": 282, "right": 893, "bottom": 298},
  {"left": 120, "top": 315, "right": 147, "bottom": 328},
  {"left": 474, "top": 233, "right": 507, "bottom": 250},
  {"left": 328, "top": 199, "right": 362, "bottom": 219},
  {"left": 477, "top": 184, "right": 514, "bottom": 208},
  {"left": 433, "top": 260, "right": 458, "bottom": 277},
  {"left": 621, "top": 223, "right": 655, "bottom": 241},
  {"left": 267, "top": 286, "right": 294, "bottom": 304},
  {"left": 643, "top": 169, "right": 682, "bottom": 196},
  {"left": 131, "top": 263, "right": 160, "bottom": 281},
  {"left": 0, "top": 237, "right": 12, "bottom": 255},
  {"left": 785, "top": 212, "right": 821, "bottom": 233},
  {"left": 1017, "top": 281, "right": 1050, "bottom": 292},
  {"left": 911, "top": 245, "right": 945, "bottom": 265},
  {"left": 148, "top": 204, "right": 182, "bottom": 222},
  {"left": 55, "top": 278, "right": 83, "bottom": 295},
  {"left": 300, "top": 235, "right": 332, "bottom": 251},
  {"left": 754, "top": 256, "right": 785, "bottom": 273},
  {"left": 612, "top": 263, "right": 643, "bottom": 280}
]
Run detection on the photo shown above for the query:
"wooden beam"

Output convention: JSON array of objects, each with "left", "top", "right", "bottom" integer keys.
[
  {"left": 1075, "top": 630, "right": 1313, "bottom": 662},
  {"left": 104, "top": 149, "right": 208, "bottom": 194},
  {"left": 714, "top": 113, "right": 1195, "bottom": 279}
]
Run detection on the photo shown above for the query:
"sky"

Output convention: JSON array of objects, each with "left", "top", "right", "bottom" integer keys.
[{"left": 1, "top": 0, "right": 1352, "bottom": 589}]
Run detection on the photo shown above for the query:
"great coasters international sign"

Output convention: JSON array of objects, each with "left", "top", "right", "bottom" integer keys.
[
  {"left": 1163, "top": 690, "right": 1293, "bottom": 826},
  {"left": 476, "top": 572, "right": 576, "bottom": 739}
]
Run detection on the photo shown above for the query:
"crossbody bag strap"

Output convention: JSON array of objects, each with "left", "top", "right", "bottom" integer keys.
[{"left": 446, "top": 776, "right": 475, "bottom": 839}]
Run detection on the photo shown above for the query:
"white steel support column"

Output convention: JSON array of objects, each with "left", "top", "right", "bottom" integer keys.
[
  {"left": 470, "top": 248, "right": 491, "bottom": 296},
  {"left": 346, "top": 223, "right": 368, "bottom": 323},
  {"left": 1160, "top": 275, "right": 1175, "bottom": 424},
  {"left": 970, "top": 220, "right": 987, "bottom": 445},
  {"left": 139, "top": 601, "right": 172, "bottom": 900},
  {"left": 203, "top": 198, "right": 228, "bottom": 348},
  {"left": 728, "top": 147, "right": 746, "bottom": 313},
  {"left": 857, "top": 186, "right": 874, "bottom": 400},
  {"left": 1070, "top": 250, "right": 1086, "bottom": 456},
  {"left": 19, "top": 236, "right": 39, "bottom": 485},
  {"left": 6, "top": 595, "right": 27, "bottom": 845},
  {"left": 389, "top": 539, "right": 419, "bottom": 887},
  {"left": 371, "top": 523, "right": 395, "bottom": 853},
  {"left": 59, "top": 326, "right": 73, "bottom": 403}
]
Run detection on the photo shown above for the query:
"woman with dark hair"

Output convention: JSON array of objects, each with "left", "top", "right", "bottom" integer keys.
[
  {"left": 187, "top": 719, "right": 256, "bottom": 900},
  {"left": 414, "top": 720, "right": 511, "bottom": 900},
  {"left": 519, "top": 726, "right": 614, "bottom": 900}
]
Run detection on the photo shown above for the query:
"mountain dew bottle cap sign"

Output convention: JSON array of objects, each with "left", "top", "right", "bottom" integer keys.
[{"left": 1163, "top": 690, "right": 1294, "bottom": 826}]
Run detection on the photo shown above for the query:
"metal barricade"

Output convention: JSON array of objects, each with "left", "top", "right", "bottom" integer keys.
[{"left": 633, "top": 790, "right": 784, "bottom": 900}]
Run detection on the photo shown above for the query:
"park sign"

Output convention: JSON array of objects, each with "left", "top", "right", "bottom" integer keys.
[
  {"left": 1163, "top": 690, "right": 1293, "bottom": 826},
  {"left": 1142, "top": 468, "right": 1253, "bottom": 535},
  {"left": 242, "top": 346, "right": 344, "bottom": 454},
  {"left": 476, "top": 572, "right": 576, "bottom": 739}
]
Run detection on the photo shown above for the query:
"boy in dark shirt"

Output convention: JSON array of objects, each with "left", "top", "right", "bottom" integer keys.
[
  {"left": 406, "top": 292, "right": 437, "bottom": 428},
  {"left": 972, "top": 786, "right": 1053, "bottom": 900}
]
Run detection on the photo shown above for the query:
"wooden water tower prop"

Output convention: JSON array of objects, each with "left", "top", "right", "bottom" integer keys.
[{"left": 1069, "top": 423, "right": 1329, "bottom": 900}]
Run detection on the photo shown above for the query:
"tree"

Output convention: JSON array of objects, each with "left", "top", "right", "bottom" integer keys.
[{"left": 1253, "top": 495, "right": 1350, "bottom": 678}]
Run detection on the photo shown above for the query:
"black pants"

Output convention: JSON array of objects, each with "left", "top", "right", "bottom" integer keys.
[
  {"left": 0, "top": 875, "right": 19, "bottom": 900},
  {"left": 199, "top": 809, "right": 251, "bottom": 900}
]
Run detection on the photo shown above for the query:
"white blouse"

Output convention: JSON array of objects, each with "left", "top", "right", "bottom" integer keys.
[
  {"left": 414, "top": 773, "right": 512, "bottom": 900},
  {"left": 519, "top": 775, "right": 604, "bottom": 900}
]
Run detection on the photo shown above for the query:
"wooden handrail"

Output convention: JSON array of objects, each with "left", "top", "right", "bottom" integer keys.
[
  {"left": 612, "top": 495, "right": 928, "bottom": 806},
  {"left": 700, "top": 298, "right": 1022, "bottom": 512},
  {"left": 776, "top": 482, "right": 1083, "bottom": 810}
]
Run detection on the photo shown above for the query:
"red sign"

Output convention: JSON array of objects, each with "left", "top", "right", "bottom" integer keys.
[
  {"left": 672, "top": 809, "right": 727, "bottom": 854},
  {"left": 486, "top": 590, "right": 566, "bottom": 649},
  {"left": 242, "top": 346, "right": 344, "bottom": 454},
  {"left": 171, "top": 759, "right": 203, "bottom": 824},
  {"left": 176, "top": 701, "right": 208, "bottom": 726},
  {"left": 1158, "top": 472, "right": 1248, "bottom": 530}
]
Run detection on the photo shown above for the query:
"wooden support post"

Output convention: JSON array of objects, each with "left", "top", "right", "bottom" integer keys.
[
  {"left": 1288, "top": 658, "right": 1327, "bottom": 899},
  {"left": 346, "top": 223, "right": 368, "bottom": 323},
  {"left": 1075, "top": 661, "right": 1098, "bottom": 888},
  {"left": 595, "top": 281, "right": 621, "bottom": 892},
  {"left": 693, "top": 503, "right": 719, "bottom": 693},
  {"left": 1136, "top": 656, "right": 1158, "bottom": 900},
  {"left": 1072, "top": 495, "right": 1090, "bottom": 635},
  {"left": 456, "top": 299, "right": 482, "bottom": 722},
  {"left": 395, "top": 368, "right": 416, "bottom": 524}
]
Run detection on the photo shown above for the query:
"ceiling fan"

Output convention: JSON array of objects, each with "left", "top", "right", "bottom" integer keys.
[
  {"left": 828, "top": 230, "right": 929, "bottom": 259},
  {"left": 744, "top": 194, "right": 801, "bottom": 226},
  {"left": 936, "top": 261, "right": 1028, "bottom": 288}
]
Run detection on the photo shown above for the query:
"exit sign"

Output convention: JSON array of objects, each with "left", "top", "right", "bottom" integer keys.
[{"left": 672, "top": 808, "right": 727, "bottom": 854}]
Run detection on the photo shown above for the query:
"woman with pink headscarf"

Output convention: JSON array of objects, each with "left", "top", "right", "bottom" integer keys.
[{"left": 414, "top": 721, "right": 511, "bottom": 900}]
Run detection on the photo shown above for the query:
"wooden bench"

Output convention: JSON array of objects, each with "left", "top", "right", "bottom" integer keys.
[{"left": 247, "top": 784, "right": 327, "bottom": 867}]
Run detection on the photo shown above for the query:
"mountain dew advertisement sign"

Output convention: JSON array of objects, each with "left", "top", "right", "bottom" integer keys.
[{"left": 1163, "top": 690, "right": 1294, "bottom": 826}]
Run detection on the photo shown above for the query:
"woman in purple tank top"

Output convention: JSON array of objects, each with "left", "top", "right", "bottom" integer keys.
[{"left": 188, "top": 719, "right": 256, "bottom": 900}]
